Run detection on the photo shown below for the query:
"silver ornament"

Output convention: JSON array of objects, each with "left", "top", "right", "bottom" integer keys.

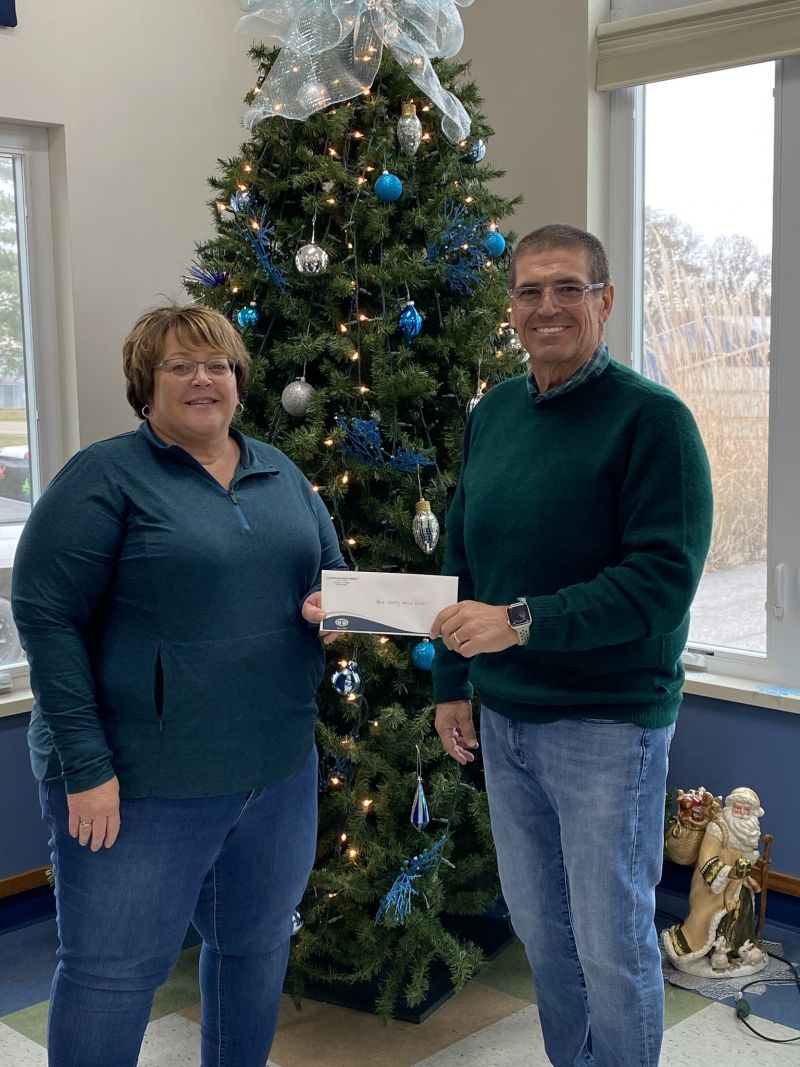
[
  {"left": 396, "top": 101, "right": 423, "bottom": 157},
  {"left": 466, "top": 390, "right": 484, "bottom": 415},
  {"left": 281, "top": 377, "right": 315, "bottom": 417},
  {"left": 295, "top": 242, "right": 330, "bottom": 274},
  {"left": 413, "top": 499, "right": 440, "bottom": 555},
  {"left": 291, "top": 909, "right": 303, "bottom": 935}
]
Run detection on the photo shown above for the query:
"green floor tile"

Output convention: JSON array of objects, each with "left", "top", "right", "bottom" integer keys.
[
  {"left": 477, "top": 939, "right": 537, "bottom": 1003},
  {"left": 663, "top": 981, "right": 711, "bottom": 1028},
  {"left": 150, "top": 945, "right": 201, "bottom": 1021},
  {"left": 2, "top": 1000, "right": 48, "bottom": 1047}
]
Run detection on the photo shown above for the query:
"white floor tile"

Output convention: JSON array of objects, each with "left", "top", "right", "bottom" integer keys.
[
  {"left": 0, "top": 1021, "right": 48, "bottom": 1066},
  {"left": 662, "top": 1001, "right": 800, "bottom": 1065},
  {"left": 137, "top": 1012, "right": 281, "bottom": 1067},
  {"left": 410, "top": 1004, "right": 551, "bottom": 1067}
]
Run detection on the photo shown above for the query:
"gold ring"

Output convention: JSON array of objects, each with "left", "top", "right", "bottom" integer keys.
[
  {"left": 453, "top": 631, "right": 462, "bottom": 644},
  {"left": 79, "top": 820, "right": 91, "bottom": 829}
]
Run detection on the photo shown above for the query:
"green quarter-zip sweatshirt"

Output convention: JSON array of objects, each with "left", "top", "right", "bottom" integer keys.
[{"left": 12, "top": 422, "right": 346, "bottom": 797}]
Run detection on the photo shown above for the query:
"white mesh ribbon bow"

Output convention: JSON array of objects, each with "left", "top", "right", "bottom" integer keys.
[{"left": 236, "top": 0, "right": 475, "bottom": 142}]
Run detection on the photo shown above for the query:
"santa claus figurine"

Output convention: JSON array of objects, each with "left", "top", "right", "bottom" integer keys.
[{"left": 662, "top": 787, "right": 768, "bottom": 978}]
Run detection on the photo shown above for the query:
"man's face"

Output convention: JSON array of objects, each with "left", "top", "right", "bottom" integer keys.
[{"left": 509, "top": 247, "right": 614, "bottom": 381}]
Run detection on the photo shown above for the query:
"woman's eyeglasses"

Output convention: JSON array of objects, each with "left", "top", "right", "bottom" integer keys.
[{"left": 155, "top": 357, "right": 238, "bottom": 379}]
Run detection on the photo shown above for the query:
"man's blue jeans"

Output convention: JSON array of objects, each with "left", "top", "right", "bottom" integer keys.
[
  {"left": 40, "top": 745, "right": 318, "bottom": 1067},
  {"left": 480, "top": 707, "right": 674, "bottom": 1067}
]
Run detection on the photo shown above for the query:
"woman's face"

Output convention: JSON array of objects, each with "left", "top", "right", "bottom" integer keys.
[{"left": 147, "top": 329, "right": 239, "bottom": 449}]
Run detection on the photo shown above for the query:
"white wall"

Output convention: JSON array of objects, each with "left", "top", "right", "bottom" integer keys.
[
  {"left": 460, "top": 0, "right": 610, "bottom": 242},
  {"left": 0, "top": 0, "right": 253, "bottom": 449},
  {"left": 0, "top": 0, "right": 610, "bottom": 455}
]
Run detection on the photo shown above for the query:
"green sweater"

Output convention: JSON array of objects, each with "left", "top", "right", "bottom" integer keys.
[{"left": 431, "top": 358, "right": 713, "bottom": 727}]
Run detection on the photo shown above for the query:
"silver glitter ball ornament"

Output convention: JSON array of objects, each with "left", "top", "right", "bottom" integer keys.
[
  {"left": 295, "top": 242, "right": 330, "bottom": 274},
  {"left": 466, "top": 390, "right": 484, "bottom": 415},
  {"left": 281, "top": 377, "right": 315, "bottom": 417},
  {"left": 412, "top": 499, "right": 440, "bottom": 555},
  {"left": 291, "top": 909, "right": 304, "bottom": 935},
  {"left": 396, "top": 101, "right": 423, "bottom": 157}
]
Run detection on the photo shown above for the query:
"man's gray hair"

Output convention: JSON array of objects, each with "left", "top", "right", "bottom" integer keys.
[{"left": 509, "top": 224, "right": 610, "bottom": 289}]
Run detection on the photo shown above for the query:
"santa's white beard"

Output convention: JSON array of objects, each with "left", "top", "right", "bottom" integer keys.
[{"left": 722, "top": 810, "right": 761, "bottom": 850}]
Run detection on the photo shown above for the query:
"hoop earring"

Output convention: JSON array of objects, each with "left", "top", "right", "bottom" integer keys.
[
  {"left": 235, "top": 402, "right": 245, "bottom": 415},
  {"left": 141, "top": 404, "right": 150, "bottom": 419}
]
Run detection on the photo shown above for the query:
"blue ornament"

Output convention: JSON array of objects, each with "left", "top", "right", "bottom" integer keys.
[
  {"left": 398, "top": 301, "right": 423, "bottom": 338},
  {"left": 236, "top": 303, "right": 260, "bottom": 329},
  {"left": 411, "top": 777, "right": 430, "bottom": 831},
  {"left": 375, "top": 171, "right": 403, "bottom": 203},
  {"left": 484, "top": 230, "right": 507, "bottom": 257},
  {"left": 462, "top": 138, "right": 487, "bottom": 164},
  {"left": 411, "top": 638, "right": 436, "bottom": 670},
  {"left": 331, "top": 660, "right": 362, "bottom": 696}
]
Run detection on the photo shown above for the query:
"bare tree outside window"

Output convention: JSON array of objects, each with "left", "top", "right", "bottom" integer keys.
[{"left": 643, "top": 65, "right": 774, "bottom": 653}]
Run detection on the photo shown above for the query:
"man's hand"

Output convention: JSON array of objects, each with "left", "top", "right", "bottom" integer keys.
[
  {"left": 431, "top": 600, "right": 518, "bottom": 657},
  {"left": 67, "top": 776, "right": 121, "bottom": 851},
  {"left": 435, "top": 701, "right": 479, "bottom": 765},
  {"left": 302, "top": 591, "right": 339, "bottom": 644}
]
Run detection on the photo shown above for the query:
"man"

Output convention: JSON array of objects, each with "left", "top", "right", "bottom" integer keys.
[
  {"left": 662, "top": 788, "right": 766, "bottom": 976},
  {"left": 430, "top": 224, "right": 713, "bottom": 1067}
]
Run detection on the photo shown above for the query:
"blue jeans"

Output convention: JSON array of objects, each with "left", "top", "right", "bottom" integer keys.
[
  {"left": 40, "top": 745, "right": 318, "bottom": 1067},
  {"left": 480, "top": 707, "right": 674, "bottom": 1067}
]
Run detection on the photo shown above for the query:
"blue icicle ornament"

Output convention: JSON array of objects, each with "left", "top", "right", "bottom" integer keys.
[{"left": 410, "top": 745, "right": 430, "bottom": 831}]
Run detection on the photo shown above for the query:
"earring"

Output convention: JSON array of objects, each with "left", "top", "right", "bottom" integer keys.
[
  {"left": 235, "top": 402, "right": 245, "bottom": 415},
  {"left": 141, "top": 404, "right": 150, "bottom": 418}
]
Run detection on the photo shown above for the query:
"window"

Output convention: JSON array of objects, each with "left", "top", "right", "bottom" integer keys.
[
  {"left": 608, "top": 58, "right": 800, "bottom": 687},
  {"left": 0, "top": 124, "right": 61, "bottom": 684}
]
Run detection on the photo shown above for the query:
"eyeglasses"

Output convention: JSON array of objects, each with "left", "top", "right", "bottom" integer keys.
[
  {"left": 509, "top": 282, "right": 608, "bottom": 310},
  {"left": 155, "top": 356, "right": 238, "bottom": 379}
]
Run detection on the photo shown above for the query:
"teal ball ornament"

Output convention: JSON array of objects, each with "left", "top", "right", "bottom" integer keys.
[
  {"left": 375, "top": 170, "right": 403, "bottom": 203},
  {"left": 236, "top": 303, "right": 260, "bottom": 329},
  {"left": 398, "top": 301, "right": 423, "bottom": 338},
  {"left": 484, "top": 230, "right": 507, "bottom": 258},
  {"left": 462, "top": 138, "right": 487, "bottom": 164},
  {"left": 411, "top": 638, "right": 436, "bottom": 670}
]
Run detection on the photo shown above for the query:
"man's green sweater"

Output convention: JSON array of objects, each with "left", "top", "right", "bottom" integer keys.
[{"left": 431, "top": 357, "right": 713, "bottom": 728}]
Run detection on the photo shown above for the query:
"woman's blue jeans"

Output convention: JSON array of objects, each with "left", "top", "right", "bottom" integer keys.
[
  {"left": 480, "top": 707, "right": 674, "bottom": 1067},
  {"left": 40, "top": 745, "right": 318, "bottom": 1067}
]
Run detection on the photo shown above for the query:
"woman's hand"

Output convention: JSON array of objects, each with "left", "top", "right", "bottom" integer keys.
[
  {"left": 302, "top": 591, "right": 339, "bottom": 644},
  {"left": 67, "top": 777, "right": 121, "bottom": 851}
]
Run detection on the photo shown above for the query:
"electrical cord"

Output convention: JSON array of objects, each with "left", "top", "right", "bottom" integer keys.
[
  {"left": 656, "top": 910, "right": 800, "bottom": 1043},
  {"left": 733, "top": 952, "right": 800, "bottom": 1043}
]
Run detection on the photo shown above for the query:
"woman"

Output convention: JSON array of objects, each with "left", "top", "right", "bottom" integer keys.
[{"left": 12, "top": 304, "right": 346, "bottom": 1067}]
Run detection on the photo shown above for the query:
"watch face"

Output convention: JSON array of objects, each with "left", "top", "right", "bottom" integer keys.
[{"left": 507, "top": 601, "right": 531, "bottom": 627}]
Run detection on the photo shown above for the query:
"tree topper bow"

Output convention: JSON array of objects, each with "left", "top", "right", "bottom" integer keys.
[{"left": 236, "top": 0, "right": 475, "bottom": 142}]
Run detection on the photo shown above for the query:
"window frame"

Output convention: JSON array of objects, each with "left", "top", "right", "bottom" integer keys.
[
  {"left": 607, "top": 57, "right": 800, "bottom": 693},
  {"left": 0, "top": 122, "right": 63, "bottom": 692}
]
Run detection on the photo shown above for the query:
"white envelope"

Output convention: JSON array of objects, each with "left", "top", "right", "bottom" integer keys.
[{"left": 320, "top": 570, "right": 458, "bottom": 636}]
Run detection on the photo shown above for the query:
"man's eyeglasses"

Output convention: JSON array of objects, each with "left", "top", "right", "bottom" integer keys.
[
  {"left": 509, "top": 282, "right": 608, "bottom": 310},
  {"left": 155, "top": 357, "right": 238, "bottom": 379}
]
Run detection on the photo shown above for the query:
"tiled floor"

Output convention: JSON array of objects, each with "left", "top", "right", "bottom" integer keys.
[{"left": 1, "top": 917, "right": 798, "bottom": 1065}]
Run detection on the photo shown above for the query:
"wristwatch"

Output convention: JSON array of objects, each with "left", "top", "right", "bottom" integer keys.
[{"left": 506, "top": 598, "right": 532, "bottom": 646}]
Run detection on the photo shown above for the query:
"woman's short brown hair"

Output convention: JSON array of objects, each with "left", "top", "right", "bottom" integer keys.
[{"left": 123, "top": 303, "right": 252, "bottom": 418}]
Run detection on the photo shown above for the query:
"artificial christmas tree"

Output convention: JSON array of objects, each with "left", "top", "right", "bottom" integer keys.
[{"left": 185, "top": 6, "right": 522, "bottom": 1019}]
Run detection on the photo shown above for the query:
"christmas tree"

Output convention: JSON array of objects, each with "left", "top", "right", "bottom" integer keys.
[{"left": 185, "top": 18, "right": 522, "bottom": 1019}]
